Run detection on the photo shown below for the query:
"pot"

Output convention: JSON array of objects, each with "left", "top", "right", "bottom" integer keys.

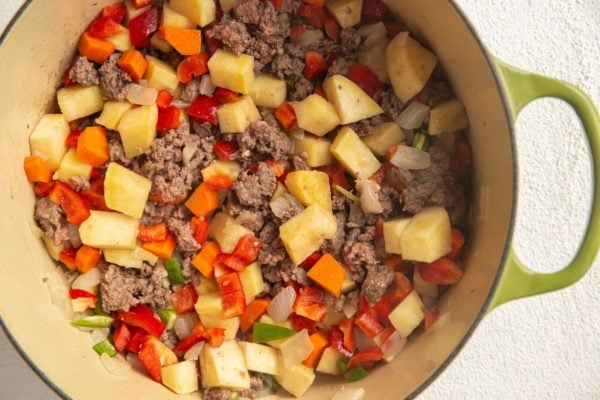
[{"left": 0, "top": 1, "right": 598, "bottom": 399}]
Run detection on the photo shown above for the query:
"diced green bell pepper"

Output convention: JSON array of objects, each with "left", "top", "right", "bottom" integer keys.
[
  {"left": 71, "top": 315, "right": 114, "bottom": 328},
  {"left": 344, "top": 366, "right": 368, "bottom": 382},
  {"left": 252, "top": 323, "right": 295, "bottom": 342},
  {"left": 93, "top": 339, "right": 116, "bottom": 357},
  {"left": 165, "top": 258, "right": 186, "bottom": 284},
  {"left": 157, "top": 308, "right": 177, "bottom": 330}
]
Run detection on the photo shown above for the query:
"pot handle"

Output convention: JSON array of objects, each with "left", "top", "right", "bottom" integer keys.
[{"left": 488, "top": 58, "right": 600, "bottom": 311}]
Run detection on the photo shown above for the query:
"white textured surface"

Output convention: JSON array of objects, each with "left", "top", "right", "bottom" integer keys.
[{"left": 0, "top": 1, "right": 599, "bottom": 399}]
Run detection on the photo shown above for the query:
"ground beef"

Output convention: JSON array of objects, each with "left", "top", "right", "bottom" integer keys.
[
  {"left": 68, "top": 176, "right": 90, "bottom": 191},
  {"left": 378, "top": 87, "right": 405, "bottom": 121},
  {"left": 234, "top": 0, "right": 284, "bottom": 36},
  {"left": 203, "top": 388, "right": 232, "bottom": 400},
  {"left": 207, "top": 18, "right": 254, "bottom": 57},
  {"left": 237, "top": 375, "right": 263, "bottom": 399},
  {"left": 224, "top": 192, "right": 268, "bottom": 232},
  {"left": 292, "top": 155, "right": 310, "bottom": 171},
  {"left": 343, "top": 228, "right": 378, "bottom": 282},
  {"left": 68, "top": 56, "right": 99, "bottom": 86},
  {"left": 322, "top": 211, "right": 347, "bottom": 257},
  {"left": 108, "top": 133, "right": 128, "bottom": 163},
  {"left": 141, "top": 203, "right": 175, "bottom": 226},
  {"left": 349, "top": 114, "right": 388, "bottom": 136},
  {"left": 180, "top": 78, "right": 203, "bottom": 102},
  {"left": 263, "top": 259, "right": 309, "bottom": 286},
  {"left": 362, "top": 263, "right": 394, "bottom": 305},
  {"left": 378, "top": 186, "right": 399, "bottom": 217},
  {"left": 339, "top": 28, "right": 362, "bottom": 55},
  {"left": 332, "top": 290, "right": 359, "bottom": 317},
  {"left": 270, "top": 193, "right": 303, "bottom": 222},
  {"left": 181, "top": 257, "right": 201, "bottom": 283},
  {"left": 270, "top": 49, "right": 314, "bottom": 100},
  {"left": 257, "top": 222, "right": 287, "bottom": 267},
  {"left": 421, "top": 78, "right": 452, "bottom": 108},
  {"left": 237, "top": 119, "right": 292, "bottom": 162},
  {"left": 168, "top": 218, "right": 201, "bottom": 254},
  {"left": 331, "top": 194, "right": 347, "bottom": 212},
  {"left": 98, "top": 53, "right": 132, "bottom": 101},
  {"left": 234, "top": 163, "right": 277, "bottom": 207},
  {"left": 100, "top": 263, "right": 171, "bottom": 312},
  {"left": 347, "top": 201, "right": 378, "bottom": 228},
  {"left": 34, "top": 197, "right": 69, "bottom": 246},
  {"left": 328, "top": 56, "right": 351, "bottom": 76}
]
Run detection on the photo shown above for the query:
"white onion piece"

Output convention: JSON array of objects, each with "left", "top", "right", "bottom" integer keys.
[
  {"left": 358, "top": 22, "right": 387, "bottom": 47},
  {"left": 270, "top": 193, "right": 304, "bottom": 220},
  {"left": 90, "top": 328, "right": 110, "bottom": 343},
  {"left": 44, "top": 265, "right": 74, "bottom": 320},
  {"left": 332, "top": 388, "right": 367, "bottom": 400},
  {"left": 353, "top": 327, "right": 377, "bottom": 351},
  {"left": 343, "top": 302, "right": 357, "bottom": 319},
  {"left": 138, "top": 79, "right": 149, "bottom": 87},
  {"left": 389, "top": 146, "right": 431, "bottom": 170},
  {"left": 182, "top": 144, "right": 197, "bottom": 165},
  {"left": 199, "top": 74, "right": 216, "bottom": 96},
  {"left": 267, "top": 286, "right": 296, "bottom": 322},
  {"left": 292, "top": 29, "right": 323, "bottom": 47},
  {"left": 396, "top": 101, "right": 430, "bottom": 129},
  {"left": 184, "top": 341, "right": 205, "bottom": 361},
  {"left": 380, "top": 331, "right": 407, "bottom": 361},
  {"left": 126, "top": 352, "right": 146, "bottom": 374},
  {"left": 71, "top": 267, "right": 102, "bottom": 294},
  {"left": 279, "top": 329, "right": 313, "bottom": 369},
  {"left": 126, "top": 84, "right": 158, "bottom": 105},
  {"left": 174, "top": 313, "right": 198, "bottom": 340},
  {"left": 171, "top": 99, "right": 191, "bottom": 109},
  {"left": 100, "top": 353, "right": 131, "bottom": 377},
  {"left": 67, "top": 223, "right": 82, "bottom": 248},
  {"left": 356, "top": 179, "right": 383, "bottom": 214}
]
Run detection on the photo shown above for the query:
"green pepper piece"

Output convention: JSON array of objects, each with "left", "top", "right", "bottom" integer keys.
[
  {"left": 93, "top": 339, "right": 116, "bottom": 357},
  {"left": 252, "top": 323, "right": 295, "bottom": 342},
  {"left": 333, "top": 184, "right": 359, "bottom": 202},
  {"left": 230, "top": 393, "right": 239, "bottom": 400},
  {"left": 336, "top": 358, "right": 349, "bottom": 373},
  {"left": 94, "top": 292, "right": 109, "bottom": 317},
  {"left": 71, "top": 315, "right": 114, "bottom": 328},
  {"left": 157, "top": 308, "right": 177, "bottom": 330},
  {"left": 344, "top": 366, "right": 368, "bottom": 382},
  {"left": 412, "top": 132, "right": 429, "bottom": 152},
  {"left": 165, "top": 258, "right": 185, "bottom": 284}
]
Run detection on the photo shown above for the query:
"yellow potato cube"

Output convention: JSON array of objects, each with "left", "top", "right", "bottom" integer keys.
[
  {"left": 386, "top": 34, "right": 438, "bottom": 102},
  {"left": 326, "top": 0, "right": 362, "bottom": 28},
  {"left": 200, "top": 341, "right": 250, "bottom": 389},
  {"left": 145, "top": 56, "right": 180, "bottom": 92},
  {"left": 95, "top": 101, "right": 133, "bottom": 131},
  {"left": 201, "top": 160, "right": 242, "bottom": 181},
  {"left": 194, "top": 292, "right": 223, "bottom": 316},
  {"left": 57, "top": 85, "right": 105, "bottom": 122},
  {"left": 79, "top": 211, "right": 139, "bottom": 250},
  {"left": 292, "top": 94, "right": 340, "bottom": 137},
  {"left": 105, "top": 29, "right": 133, "bottom": 52},
  {"left": 428, "top": 99, "right": 470, "bottom": 135},
  {"left": 29, "top": 114, "right": 70, "bottom": 171},
  {"left": 249, "top": 74, "right": 287, "bottom": 108},
  {"left": 117, "top": 104, "right": 158, "bottom": 158},
  {"left": 200, "top": 315, "right": 240, "bottom": 340},
  {"left": 41, "top": 234, "right": 64, "bottom": 261},
  {"left": 208, "top": 49, "right": 255, "bottom": 94},
  {"left": 330, "top": 127, "right": 381, "bottom": 179},
  {"left": 293, "top": 135, "right": 333, "bottom": 167},
  {"left": 217, "top": 96, "right": 260, "bottom": 134},
  {"left": 196, "top": 276, "right": 219, "bottom": 294},
  {"left": 285, "top": 171, "right": 332, "bottom": 212},
  {"left": 54, "top": 148, "right": 92, "bottom": 183},
  {"left": 275, "top": 361, "right": 315, "bottom": 398},
  {"left": 238, "top": 342, "right": 280, "bottom": 375},
  {"left": 388, "top": 291, "right": 425, "bottom": 338},
  {"left": 323, "top": 75, "right": 383, "bottom": 124},
  {"left": 104, "top": 162, "right": 152, "bottom": 219},
  {"left": 104, "top": 246, "right": 158, "bottom": 269},
  {"left": 400, "top": 207, "right": 452, "bottom": 263},
  {"left": 209, "top": 212, "right": 252, "bottom": 253},
  {"left": 162, "top": 2, "right": 196, "bottom": 28},
  {"left": 362, "top": 122, "right": 406, "bottom": 157},
  {"left": 316, "top": 347, "right": 343, "bottom": 375},
  {"left": 150, "top": 32, "right": 173, "bottom": 53},
  {"left": 358, "top": 23, "right": 390, "bottom": 83},
  {"left": 161, "top": 361, "right": 199, "bottom": 395},
  {"left": 239, "top": 262, "right": 265, "bottom": 303},
  {"left": 170, "top": 0, "right": 216, "bottom": 27},
  {"left": 383, "top": 217, "right": 412, "bottom": 255}
]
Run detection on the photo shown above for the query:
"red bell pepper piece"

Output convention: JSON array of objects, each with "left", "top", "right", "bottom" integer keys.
[
  {"left": 118, "top": 305, "right": 165, "bottom": 338},
  {"left": 215, "top": 253, "right": 247, "bottom": 272},
  {"left": 361, "top": 0, "right": 388, "bottom": 24},
  {"left": 88, "top": 16, "right": 122, "bottom": 38},
  {"left": 49, "top": 182, "right": 90, "bottom": 224},
  {"left": 290, "top": 313, "right": 317, "bottom": 333},
  {"left": 316, "top": 163, "right": 352, "bottom": 190},
  {"left": 347, "top": 346, "right": 384, "bottom": 369},
  {"left": 448, "top": 228, "right": 466, "bottom": 260},
  {"left": 63, "top": 66, "right": 74, "bottom": 87},
  {"left": 191, "top": 217, "right": 210, "bottom": 245},
  {"left": 355, "top": 311, "right": 384, "bottom": 338},
  {"left": 69, "top": 289, "right": 98, "bottom": 301},
  {"left": 293, "top": 286, "right": 327, "bottom": 322},
  {"left": 298, "top": 4, "right": 326, "bottom": 28},
  {"left": 171, "top": 284, "right": 199, "bottom": 314},
  {"left": 156, "top": 106, "right": 181, "bottom": 132},
  {"left": 274, "top": 103, "right": 297, "bottom": 132},
  {"left": 289, "top": 23, "right": 307, "bottom": 40},
  {"left": 128, "top": 8, "right": 158, "bottom": 48},
  {"left": 424, "top": 309, "right": 440, "bottom": 331},
  {"left": 383, "top": 255, "right": 404, "bottom": 272},
  {"left": 101, "top": 3, "right": 127, "bottom": 24},
  {"left": 137, "top": 223, "right": 168, "bottom": 243},
  {"left": 213, "top": 140, "right": 239, "bottom": 161},
  {"left": 138, "top": 335, "right": 177, "bottom": 382},
  {"left": 66, "top": 130, "right": 81, "bottom": 148},
  {"left": 125, "top": 326, "right": 147, "bottom": 353},
  {"left": 300, "top": 251, "right": 322, "bottom": 269},
  {"left": 323, "top": 11, "right": 340, "bottom": 39},
  {"left": 177, "top": 53, "right": 209, "bottom": 83},
  {"left": 156, "top": 89, "right": 174, "bottom": 108},
  {"left": 204, "top": 175, "right": 234, "bottom": 190},
  {"left": 205, "top": 36, "right": 223, "bottom": 55},
  {"left": 172, "top": 321, "right": 207, "bottom": 356},
  {"left": 419, "top": 257, "right": 464, "bottom": 285},
  {"left": 188, "top": 95, "right": 219, "bottom": 125},
  {"left": 217, "top": 273, "right": 246, "bottom": 318},
  {"left": 330, "top": 326, "right": 353, "bottom": 358},
  {"left": 372, "top": 295, "right": 393, "bottom": 326},
  {"left": 339, "top": 317, "right": 356, "bottom": 353},
  {"left": 205, "top": 327, "right": 226, "bottom": 347},
  {"left": 113, "top": 322, "right": 132, "bottom": 352},
  {"left": 346, "top": 64, "right": 382, "bottom": 98},
  {"left": 213, "top": 88, "right": 240, "bottom": 104},
  {"left": 214, "top": 263, "right": 236, "bottom": 279},
  {"left": 33, "top": 182, "right": 55, "bottom": 197},
  {"left": 80, "top": 189, "right": 109, "bottom": 211},
  {"left": 233, "top": 234, "right": 263, "bottom": 264},
  {"left": 267, "top": 0, "right": 284, "bottom": 11},
  {"left": 303, "top": 51, "right": 328, "bottom": 80},
  {"left": 59, "top": 248, "right": 78, "bottom": 269}
]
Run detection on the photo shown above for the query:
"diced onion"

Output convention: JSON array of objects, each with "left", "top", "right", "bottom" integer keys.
[
  {"left": 71, "top": 267, "right": 102, "bottom": 294},
  {"left": 174, "top": 313, "right": 198, "bottom": 340},
  {"left": 90, "top": 328, "right": 110, "bottom": 343},
  {"left": 182, "top": 144, "right": 197, "bottom": 165},
  {"left": 126, "top": 84, "right": 158, "bottom": 105},
  {"left": 267, "top": 286, "right": 296, "bottom": 322},
  {"left": 44, "top": 265, "right": 74, "bottom": 320},
  {"left": 380, "top": 331, "right": 407, "bottom": 361},
  {"left": 396, "top": 101, "right": 430, "bottom": 129},
  {"left": 171, "top": 99, "right": 191, "bottom": 109},
  {"left": 358, "top": 22, "right": 387, "bottom": 47},
  {"left": 279, "top": 329, "right": 314, "bottom": 369},
  {"left": 289, "top": 127, "right": 305, "bottom": 140},
  {"left": 356, "top": 179, "right": 383, "bottom": 214},
  {"left": 270, "top": 193, "right": 304, "bottom": 220},
  {"left": 99, "top": 353, "right": 131, "bottom": 377},
  {"left": 184, "top": 342, "right": 205, "bottom": 361},
  {"left": 389, "top": 146, "right": 431, "bottom": 170},
  {"left": 67, "top": 223, "right": 82, "bottom": 248},
  {"left": 292, "top": 29, "right": 324, "bottom": 47},
  {"left": 199, "top": 74, "right": 216, "bottom": 96},
  {"left": 332, "top": 388, "right": 367, "bottom": 400},
  {"left": 353, "top": 327, "right": 377, "bottom": 351},
  {"left": 343, "top": 302, "right": 357, "bottom": 319}
]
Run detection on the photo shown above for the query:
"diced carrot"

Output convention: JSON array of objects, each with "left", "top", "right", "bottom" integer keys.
[
  {"left": 239, "top": 298, "right": 270, "bottom": 333},
  {"left": 76, "top": 126, "right": 109, "bottom": 167},
  {"left": 75, "top": 245, "right": 102, "bottom": 273},
  {"left": 190, "top": 216, "right": 210, "bottom": 245},
  {"left": 448, "top": 228, "right": 465, "bottom": 260},
  {"left": 143, "top": 233, "right": 177, "bottom": 260},
  {"left": 159, "top": 27, "right": 202, "bottom": 56},
  {"left": 204, "top": 174, "right": 233, "bottom": 190},
  {"left": 78, "top": 32, "right": 115, "bottom": 64},
  {"left": 191, "top": 241, "right": 221, "bottom": 278},
  {"left": 117, "top": 50, "right": 147, "bottom": 81},
  {"left": 23, "top": 156, "right": 52, "bottom": 183},
  {"left": 306, "top": 254, "right": 346, "bottom": 297},
  {"left": 302, "top": 330, "right": 329, "bottom": 367},
  {"left": 185, "top": 182, "right": 219, "bottom": 217},
  {"left": 137, "top": 223, "right": 168, "bottom": 242}
]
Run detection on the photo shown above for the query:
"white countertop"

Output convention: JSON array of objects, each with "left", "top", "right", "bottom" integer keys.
[{"left": 1, "top": 1, "right": 599, "bottom": 399}]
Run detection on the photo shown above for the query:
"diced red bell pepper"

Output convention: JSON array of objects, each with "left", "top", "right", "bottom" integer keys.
[
  {"left": 330, "top": 326, "right": 353, "bottom": 358},
  {"left": 49, "top": 182, "right": 90, "bottom": 224},
  {"left": 316, "top": 163, "right": 352, "bottom": 190},
  {"left": 290, "top": 23, "right": 307, "bottom": 40},
  {"left": 214, "top": 263, "right": 236, "bottom": 279},
  {"left": 66, "top": 130, "right": 81, "bottom": 148},
  {"left": 361, "top": 0, "right": 388, "bottom": 24},
  {"left": 177, "top": 53, "right": 209, "bottom": 83},
  {"left": 217, "top": 272, "right": 244, "bottom": 294},
  {"left": 419, "top": 257, "right": 464, "bottom": 285},
  {"left": 156, "top": 89, "right": 174, "bottom": 108},
  {"left": 59, "top": 248, "right": 77, "bottom": 269},
  {"left": 274, "top": 103, "right": 297, "bottom": 132},
  {"left": 188, "top": 95, "right": 219, "bottom": 125},
  {"left": 290, "top": 313, "right": 317, "bottom": 333},
  {"left": 69, "top": 289, "right": 98, "bottom": 301},
  {"left": 323, "top": 11, "right": 340, "bottom": 39},
  {"left": 265, "top": 159, "right": 286, "bottom": 177},
  {"left": 298, "top": 4, "right": 326, "bottom": 28},
  {"left": 303, "top": 51, "right": 328, "bottom": 80},
  {"left": 372, "top": 295, "right": 393, "bottom": 326},
  {"left": 172, "top": 321, "right": 207, "bottom": 356},
  {"left": 63, "top": 66, "right": 74, "bottom": 87},
  {"left": 217, "top": 273, "right": 246, "bottom": 318},
  {"left": 346, "top": 63, "right": 382, "bottom": 98},
  {"left": 448, "top": 228, "right": 465, "bottom": 260},
  {"left": 293, "top": 286, "right": 327, "bottom": 322},
  {"left": 267, "top": 0, "right": 284, "bottom": 11},
  {"left": 171, "top": 284, "right": 199, "bottom": 314},
  {"left": 205, "top": 327, "right": 226, "bottom": 347},
  {"left": 33, "top": 182, "right": 55, "bottom": 197},
  {"left": 112, "top": 322, "right": 131, "bottom": 352},
  {"left": 138, "top": 335, "right": 177, "bottom": 382},
  {"left": 190, "top": 217, "right": 210, "bottom": 245},
  {"left": 118, "top": 306, "right": 165, "bottom": 338},
  {"left": 424, "top": 309, "right": 440, "bottom": 331},
  {"left": 233, "top": 234, "right": 263, "bottom": 264},
  {"left": 137, "top": 223, "right": 168, "bottom": 243},
  {"left": 80, "top": 190, "right": 109, "bottom": 211},
  {"left": 88, "top": 16, "right": 123, "bottom": 38},
  {"left": 131, "top": 0, "right": 154, "bottom": 9},
  {"left": 314, "top": 84, "right": 326, "bottom": 98},
  {"left": 300, "top": 251, "right": 322, "bottom": 269},
  {"left": 204, "top": 175, "right": 234, "bottom": 190},
  {"left": 215, "top": 253, "right": 247, "bottom": 272},
  {"left": 213, "top": 140, "right": 239, "bottom": 161},
  {"left": 128, "top": 8, "right": 159, "bottom": 48},
  {"left": 339, "top": 317, "right": 356, "bottom": 354},
  {"left": 205, "top": 36, "right": 223, "bottom": 55},
  {"left": 383, "top": 255, "right": 404, "bottom": 272},
  {"left": 213, "top": 88, "right": 240, "bottom": 104},
  {"left": 389, "top": 272, "right": 413, "bottom": 303},
  {"left": 156, "top": 106, "right": 181, "bottom": 132},
  {"left": 355, "top": 311, "right": 384, "bottom": 338},
  {"left": 125, "top": 326, "right": 147, "bottom": 353},
  {"left": 101, "top": 3, "right": 127, "bottom": 24},
  {"left": 347, "top": 346, "right": 384, "bottom": 369}
]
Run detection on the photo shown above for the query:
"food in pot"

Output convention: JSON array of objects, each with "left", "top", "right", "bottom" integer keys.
[{"left": 24, "top": 0, "right": 471, "bottom": 397}]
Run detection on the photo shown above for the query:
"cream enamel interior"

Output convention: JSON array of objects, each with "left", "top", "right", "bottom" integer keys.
[{"left": 0, "top": 0, "right": 514, "bottom": 399}]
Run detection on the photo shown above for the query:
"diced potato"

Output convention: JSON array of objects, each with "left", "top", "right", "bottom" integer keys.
[
  {"left": 413, "top": 265, "right": 438, "bottom": 298},
  {"left": 125, "top": 1, "right": 151, "bottom": 22},
  {"left": 145, "top": 56, "right": 180, "bottom": 92},
  {"left": 170, "top": 0, "right": 216, "bottom": 27},
  {"left": 292, "top": 94, "right": 340, "bottom": 137},
  {"left": 279, "top": 204, "right": 337, "bottom": 265},
  {"left": 316, "top": 346, "right": 343, "bottom": 375},
  {"left": 293, "top": 135, "right": 333, "bottom": 168},
  {"left": 200, "top": 315, "right": 240, "bottom": 340},
  {"left": 319, "top": 308, "right": 345, "bottom": 329},
  {"left": 194, "top": 292, "right": 223, "bottom": 315},
  {"left": 217, "top": 96, "right": 260, "bottom": 134},
  {"left": 162, "top": 2, "right": 196, "bottom": 28},
  {"left": 323, "top": 75, "right": 383, "bottom": 125},
  {"left": 275, "top": 361, "right": 315, "bottom": 398},
  {"left": 285, "top": 171, "right": 332, "bottom": 212},
  {"left": 57, "top": 85, "right": 105, "bottom": 122},
  {"left": 428, "top": 99, "right": 469, "bottom": 135},
  {"left": 196, "top": 276, "right": 219, "bottom": 294},
  {"left": 400, "top": 207, "right": 451, "bottom": 262},
  {"left": 362, "top": 122, "right": 406, "bottom": 157},
  {"left": 29, "top": 114, "right": 70, "bottom": 171},
  {"left": 41, "top": 234, "right": 64, "bottom": 261},
  {"left": 209, "top": 212, "right": 252, "bottom": 253},
  {"left": 219, "top": 0, "right": 239, "bottom": 12},
  {"left": 238, "top": 342, "right": 280, "bottom": 375},
  {"left": 200, "top": 341, "right": 250, "bottom": 389},
  {"left": 79, "top": 211, "right": 139, "bottom": 250},
  {"left": 249, "top": 74, "right": 287, "bottom": 109},
  {"left": 331, "top": 127, "right": 381, "bottom": 179},
  {"left": 341, "top": 273, "right": 357, "bottom": 293},
  {"left": 208, "top": 49, "right": 255, "bottom": 94},
  {"left": 131, "top": 246, "right": 159, "bottom": 264},
  {"left": 95, "top": 102, "right": 133, "bottom": 131},
  {"left": 105, "top": 29, "right": 133, "bottom": 52},
  {"left": 117, "top": 104, "right": 158, "bottom": 158},
  {"left": 54, "top": 148, "right": 92, "bottom": 183},
  {"left": 326, "top": 0, "right": 362, "bottom": 28},
  {"left": 104, "top": 246, "right": 158, "bottom": 269},
  {"left": 104, "top": 162, "right": 152, "bottom": 219},
  {"left": 388, "top": 291, "right": 425, "bottom": 338},
  {"left": 161, "top": 361, "right": 199, "bottom": 395},
  {"left": 359, "top": 39, "right": 390, "bottom": 83},
  {"left": 383, "top": 217, "right": 412, "bottom": 255},
  {"left": 386, "top": 34, "right": 438, "bottom": 103},
  {"left": 201, "top": 160, "right": 241, "bottom": 182},
  {"left": 239, "top": 262, "right": 265, "bottom": 303},
  {"left": 150, "top": 32, "right": 173, "bottom": 53}
]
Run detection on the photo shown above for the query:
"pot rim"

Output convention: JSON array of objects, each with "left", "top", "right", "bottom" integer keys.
[{"left": 0, "top": 0, "right": 518, "bottom": 399}]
